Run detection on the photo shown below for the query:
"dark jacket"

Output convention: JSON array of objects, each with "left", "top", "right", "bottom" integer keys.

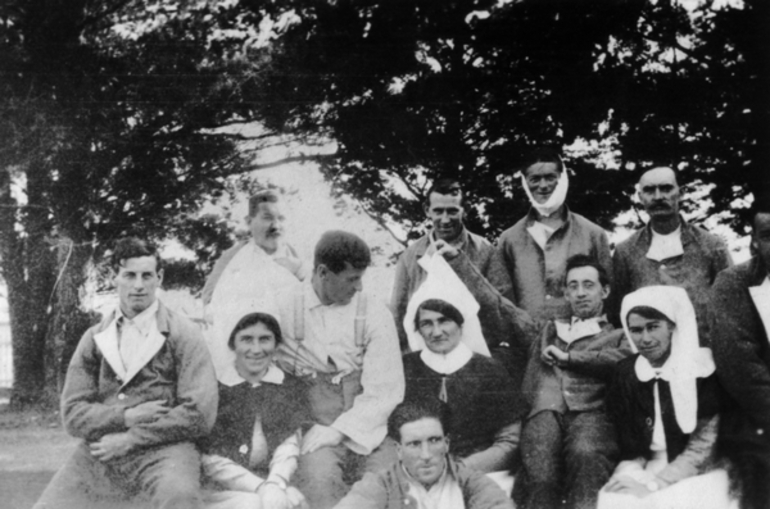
[
  {"left": 611, "top": 218, "right": 732, "bottom": 343},
  {"left": 201, "top": 374, "right": 311, "bottom": 472},
  {"left": 492, "top": 208, "right": 612, "bottom": 325},
  {"left": 334, "top": 456, "right": 514, "bottom": 509},
  {"left": 607, "top": 355, "right": 723, "bottom": 463},
  {"left": 522, "top": 319, "right": 631, "bottom": 417}
]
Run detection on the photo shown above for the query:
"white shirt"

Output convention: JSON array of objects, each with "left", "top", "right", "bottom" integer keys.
[
  {"left": 117, "top": 300, "right": 160, "bottom": 374},
  {"left": 404, "top": 462, "right": 465, "bottom": 509},
  {"left": 275, "top": 281, "right": 405, "bottom": 455},
  {"left": 647, "top": 225, "right": 684, "bottom": 261}
]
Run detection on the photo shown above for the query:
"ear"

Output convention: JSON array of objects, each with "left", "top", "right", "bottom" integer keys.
[
  {"left": 157, "top": 269, "right": 164, "bottom": 285},
  {"left": 601, "top": 285, "right": 610, "bottom": 300}
]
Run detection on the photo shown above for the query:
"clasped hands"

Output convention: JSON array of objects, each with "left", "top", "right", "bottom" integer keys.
[{"left": 90, "top": 399, "right": 169, "bottom": 462}]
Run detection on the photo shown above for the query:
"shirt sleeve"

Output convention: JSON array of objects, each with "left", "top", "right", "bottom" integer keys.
[
  {"left": 657, "top": 414, "right": 719, "bottom": 485},
  {"left": 332, "top": 301, "right": 405, "bottom": 455},
  {"left": 568, "top": 329, "right": 633, "bottom": 379},
  {"left": 202, "top": 454, "right": 265, "bottom": 492},
  {"left": 268, "top": 429, "right": 301, "bottom": 485}
]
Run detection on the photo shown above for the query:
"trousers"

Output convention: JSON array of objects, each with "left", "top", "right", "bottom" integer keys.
[{"left": 514, "top": 410, "right": 619, "bottom": 509}]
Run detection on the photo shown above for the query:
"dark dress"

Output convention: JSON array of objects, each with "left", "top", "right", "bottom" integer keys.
[
  {"left": 403, "top": 351, "right": 521, "bottom": 460},
  {"left": 606, "top": 354, "right": 723, "bottom": 464},
  {"left": 202, "top": 373, "right": 311, "bottom": 475}
]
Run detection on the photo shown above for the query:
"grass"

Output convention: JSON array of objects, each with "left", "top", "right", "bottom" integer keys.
[{"left": 0, "top": 400, "right": 77, "bottom": 509}]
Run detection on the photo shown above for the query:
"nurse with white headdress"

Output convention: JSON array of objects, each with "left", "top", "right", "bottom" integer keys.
[
  {"left": 401, "top": 253, "right": 524, "bottom": 490},
  {"left": 598, "top": 286, "right": 736, "bottom": 509}
]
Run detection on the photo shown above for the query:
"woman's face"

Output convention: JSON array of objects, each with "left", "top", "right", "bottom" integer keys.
[
  {"left": 626, "top": 313, "right": 674, "bottom": 367},
  {"left": 417, "top": 308, "right": 463, "bottom": 355},
  {"left": 232, "top": 322, "right": 277, "bottom": 380}
]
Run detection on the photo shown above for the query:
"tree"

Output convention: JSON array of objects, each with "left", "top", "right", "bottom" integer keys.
[
  {"left": 0, "top": 0, "right": 305, "bottom": 407},
  {"left": 247, "top": 0, "right": 766, "bottom": 244}
]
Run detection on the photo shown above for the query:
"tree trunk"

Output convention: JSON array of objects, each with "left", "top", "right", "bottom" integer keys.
[{"left": 44, "top": 236, "right": 97, "bottom": 404}]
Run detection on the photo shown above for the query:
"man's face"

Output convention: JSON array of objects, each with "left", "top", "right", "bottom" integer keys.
[
  {"left": 753, "top": 212, "right": 770, "bottom": 271},
  {"left": 638, "top": 168, "right": 680, "bottom": 221},
  {"left": 524, "top": 162, "right": 561, "bottom": 204},
  {"left": 232, "top": 322, "right": 277, "bottom": 380},
  {"left": 247, "top": 201, "right": 285, "bottom": 254},
  {"left": 397, "top": 417, "right": 449, "bottom": 488},
  {"left": 627, "top": 313, "right": 674, "bottom": 368},
  {"left": 114, "top": 256, "right": 162, "bottom": 319},
  {"left": 564, "top": 266, "right": 609, "bottom": 319},
  {"left": 318, "top": 262, "right": 365, "bottom": 305},
  {"left": 426, "top": 192, "right": 464, "bottom": 243}
]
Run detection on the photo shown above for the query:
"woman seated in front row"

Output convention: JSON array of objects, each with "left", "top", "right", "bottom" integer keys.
[
  {"left": 598, "top": 286, "right": 736, "bottom": 509},
  {"left": 401, "top": 257, "right": 523, "bottom": 482},
  {"left": 200, "top": 312, "right": 311, "bottom": 509}
]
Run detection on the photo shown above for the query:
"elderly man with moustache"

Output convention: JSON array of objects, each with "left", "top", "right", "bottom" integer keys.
[
  {"left": 611, "top": 167, "right": 732, "bottom": 342},
  {"left": 334, "top": 400, "right": 514, "bottom": 509},
  {"left": 202, "top": 190, "right": 308, "bottom": 383},
  {"left": 492, "top": 148, "right": 612, "bottom": 326},
  {"left": 273, "top": 230, "right": 405, "bottom": 509},
  {"left": 33, "top": 237, "right": 218, "bottom": 509}
]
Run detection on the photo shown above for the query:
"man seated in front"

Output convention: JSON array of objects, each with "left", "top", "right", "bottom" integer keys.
[
  {"left": 515, "top": 254, "right": 631, "bottom": 509},
  {"left": 274, "top": 230, "right": 405, "bottom": 509},
  {"left": 334, "top": 400, "right": 514, "bottom": 509},
  {"left": 33, "top": 237, "right": 218, "bottom": 509}
]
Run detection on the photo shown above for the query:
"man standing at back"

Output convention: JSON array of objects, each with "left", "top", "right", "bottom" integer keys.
[
  {"left": 34, "top": 237, "right": 218, "bottom": 509},
  {"left": 612, "top": 167, "right": 732, "bottom": 341},
  {"left": 492, "top": 148, "right": 612, "bottom": 325},
  {"left": 391, "top": 179, "right": 532, "bottom": 369},
  {"left": 275, "top": 230, "right": 405, "bottom": 509},
  {"left": 202, "top": 190, "right": 307, "bottom": 382}
]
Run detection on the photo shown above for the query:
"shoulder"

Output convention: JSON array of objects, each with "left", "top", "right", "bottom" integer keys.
[
  {"left": 399, "top": 236, "right": 430, "bottom": 262},
  {"left": 568, "top": 212, "right": 607, "bottom": 236},
  {"left": 466, "top": 353, "right": 510, "bottom": 378},
  {"left": 713, "top": 258, "right": 757, "bottom": 293},
  {"left": 157, "top": 302, "right": 204, "bottom": 346},
  {"left": 614, "top": 228, "right": 645, "bottom": 254},
  {"left": 402, "top": 352, "right": 425, "bottom": 370},
  {"left": 467, "top": 231, "right": 493, "bottom": 249},
  {"left": 684, "top": 222, "right": 728, "bottom": 248},
  {"left": 497, "top": 218, "right": 528, "bottom": 244}
]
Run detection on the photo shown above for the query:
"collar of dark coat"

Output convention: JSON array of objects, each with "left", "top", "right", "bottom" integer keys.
[{"left": 95, "top": 299, "right": 173, "bottom": 336}]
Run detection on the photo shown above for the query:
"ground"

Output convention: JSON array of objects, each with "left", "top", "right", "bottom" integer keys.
[{"left": 0, "top": 393, "right": 76, "bottom": 509}]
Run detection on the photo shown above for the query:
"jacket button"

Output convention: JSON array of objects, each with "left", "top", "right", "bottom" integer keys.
[
  {"left": 758, "top": 428, "right": 765, "bottom": 436},
  {"left": 645, "top": 417, "right": 653, "bottom": 428},
  {"left": 117, "top": 393, "right": 126, "bottom": 400}
]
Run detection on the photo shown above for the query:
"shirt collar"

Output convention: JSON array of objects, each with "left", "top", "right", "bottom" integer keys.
[{"left": 118, "top": 299, "right": 159, "bottom": 334}]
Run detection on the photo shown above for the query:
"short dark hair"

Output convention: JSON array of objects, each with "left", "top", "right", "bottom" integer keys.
[
  {"left": 248, "top": 190, "right": 279, "bottom": 217},
  {"left": 426, "top": 178, "right": 463, "bottom": 207},
  {"left": 314, "top": 230, "right": 371, "bottom": 273},
  {"left": 227, "top": 312, "right": 283, "bottom": 350},
  {"left": 751, "top": 196, "right": 770, "bottom": 231},
  {"left": 387, "top": 399, "right": 452, "bottom": 443},
  {"left": 111, "top": 237, "right": 162, "bottom": 272},
  {"left": 414, "top": 299, "right": 465, "bottom": 331},
  {"left": 520, "top": 147, "right": 565, "bottom": 175},
  {"left": 564, "top": 254, "right": 609, "bottom": 288},
  {"left": 626, "top": 305, "right": 675, "bottom": 327}
]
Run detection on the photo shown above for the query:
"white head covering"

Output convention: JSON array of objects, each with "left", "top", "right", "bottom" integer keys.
[
  {"left": 620, "top": 286, "right": 715, "bottom": 433},
  {"left": 403, "top": 253, "right": 490, "bottom": 357},
  {"left": 520, "top": 158, "right": 570, "bottom": 218}
]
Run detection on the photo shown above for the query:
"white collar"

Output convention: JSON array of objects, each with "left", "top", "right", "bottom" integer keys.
[
  {"left": 420, "top": 342, "right": 473, "bottom": 375},
  {"left": 117, "top": 299, "right": 159, "bottom": 334},
  {"left": 646, "top": 224, "right": 683, "bottom": 261},
  {"left": 223, "top": 362, "right": 286, "bottom": 387},
  {"left": 554, "top": 315, "right": 604, "bottom": 344}
]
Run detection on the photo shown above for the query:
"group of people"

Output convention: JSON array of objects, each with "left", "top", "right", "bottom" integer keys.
[{"left": 33, "top": 147, "right": 770, "bottom": 509}]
